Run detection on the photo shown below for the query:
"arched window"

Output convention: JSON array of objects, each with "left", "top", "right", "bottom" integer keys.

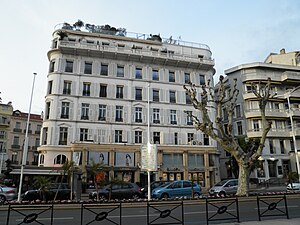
[
  {"left": 39, "top": 154, "right": 45, "bottom": 165},
  {"left": 54, "top": 154, "right": 67, "bottom": 164}
]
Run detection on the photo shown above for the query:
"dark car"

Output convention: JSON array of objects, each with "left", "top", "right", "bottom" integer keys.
[
  {"left": 89, "top": 182, "right": 142, "bottom": 200},
  {"left": 141, "top": 181, "right": 170, "bottom": 197},
  {"left": 22, "top": 183, "right": 73, "bottom": 201}
]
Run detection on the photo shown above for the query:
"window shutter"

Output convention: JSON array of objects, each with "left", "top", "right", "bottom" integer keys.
[
  {"left": 142, "top": 108, "right": 146, "bottom": 124},
  {"left": 55, "top": 127, "right": 59, "bottom": 145},
  {"left": 123, "top": 106, "right": 128, "bottom": 123},
  {"left": 68, "top": 127, "right": 73, "bottom": 144},
  {"left": 124, "top": 86, "right": 128, "bottom": 99},
  {"left": 57, "top": 102, "right": 62, "bottom": 118},
  {"left": 79, "top": 61, "right": 84, "bottom": 74}
]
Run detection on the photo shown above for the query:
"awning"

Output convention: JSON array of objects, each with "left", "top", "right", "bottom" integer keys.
[{"left": 11, "top": 168, "right": 61, "bottom": 175}]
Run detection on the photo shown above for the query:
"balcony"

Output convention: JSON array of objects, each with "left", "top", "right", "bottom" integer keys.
[
  {"left": 247, "top": 128, "right": 291, "bottom": 138},
  {"left": 56, "top": 39, "right": 214, "bottom": 70},
  {"left": 11, "top": 145, "right": 20, "bottom": 149},
  {"left": 245, "top": 108, "right": 288, "bottom": 119},
  {"left": 23, "top": 130, "right": 32, "bottom": 134},
  {"left": 13, "top": 128, "right": 22, "bottom": 132}
]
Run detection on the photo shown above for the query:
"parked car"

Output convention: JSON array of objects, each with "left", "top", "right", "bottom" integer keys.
[
  {"left": 141, "top": 181, "right": 170, "bottom": 197},
  {"left": 22, "top": 183, "right": 73, "bottom": 201},
  {"left": 0, "top": 185, "right": 17, "bottom": 204},
  {"left": 151, "top": 180, "right": 202, "bottom": 199},
  {"left": 209, "top": 179, "right": 238, "bottom": 196},
  {"left": 287, "top": 182, "right": 300, "bottom": 191},
  {"left": 89, "top": 182, "right": 142, "bottom": 200}
]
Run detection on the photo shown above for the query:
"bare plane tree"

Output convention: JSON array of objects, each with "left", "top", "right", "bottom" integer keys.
[{"left": 184, "top": 76, "right": 273, "bottom": 196}]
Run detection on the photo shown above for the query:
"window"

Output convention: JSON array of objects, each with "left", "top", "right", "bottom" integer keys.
[
  {"left": 13, "top": 136, "right": 19, "bottom": 145},
  {"left": 33, "top": 152, "right": 39, "bottom": 164},
  {"left": 169, "top": 71, "right": 175, "bottom": 82},
  {"left": 135, "top": 107, "right": 142, "bottom": 123},
  {"left": 116, "top": 106, "right": 123, "bottom": 122},
  {"left": 115, "top": 130, "right": 123, "bottom": 143},
  {"left": 291, "top": 140, "right": 295, "bottom": 151},
  {"left": 135, "top": 88, "right": 142, "bottom": 100},
  {"left": 169, "top": 91, "right": 176, "bottom": 103},
  {"left": 12, "top": 152, "right": 17, "bottom": 163},
  {"left": 0, "top": 131, "right": 5, "bottom": 139},
  {"left": 100, "top": 84, "right": 107, "bottom": 97},
  {"left": 153, "top": 132, "right": 160, "bottom": 144},
  {"left": 185, "top": 73, "right": 190, "bottom": 84},
  {"left": 170, "top": 110, "right": 177, "bottom": 124},
  {"left": 186, "top": 111, "right": 193, "bottom": 125},
  {"left": 116, "top": 85, "right": 124, "bottom": 99},
  {"left": 174, "top": 132, "right": 178, "bottom": 145},
  {"left": 48, "top": 81, "right": 53, "bottom": 94},
  {"left": 280, "top": 140, "right": 285, "bottom": 154},
  {"left": 237, "top": 121, "right": 243, "bottom": 135},
  {"left": 15, "top": 122, "right": 21, "bottom": 129},
  {"left": 80, "top": 128, "right": 88, "bottom": 141},
  {"left": 187, "top": 133, "right": 194, "bottom": 143},
  {"left": 153, "top": 90, "right": 159, "bottom": 102},
  {"left": 236, "top": 105, "right": 241, "bottom": 118},
  {"left": 135, "top": 131, "right": 142, "bottom": 144},
  {"left": 49, "top": 60, "right": 55, "bottom": 72},
  {"left": 45, "top": 102, "right": 51, "bottom": 119},
  {"left": 98, "top": 104, "right": 106, "bottom": 121},
  {"left": 59, "top": 127, "right": 68, "bottom": 145},
  {"left": 135, "top": 68, "right": 142, "bottom": 79},
  {"left": 35, "top": 138, "right": 40, "bottom": 147},
  {"left": 100, "top": 63, "right": 108, "bottom": 75},
  {"left": 117, "top": 65, "right": 124, "bottom": 77},
  {"left": 42, "top": 127, "right": 48, "bottom": 145},
  {"left": 199, "top": 74, "right": 205, "bottom": 85},
  {"left": 153, "top": 108, "right": 160, "bottom": 124},
  {"left": 61, "top": 102, "right": 70, "bottom": 119},
  {"left": 83, "top": 82, "right": 91, "bottom": 96},
  {"left": 152, "top": 69, "right": 159, "bottom": 81},
  {"left": 36, "top": 124, "right": 41, "bottom": 134},
  {"left": 186, "top": 93, "right": 192, "bottom": 104},
  {"left": 65, "top": 60, "right": 73, "bottom": 73},
  {"left": 253, "top": 119, "right": 259, "bottom": 131},
  {"left": 81, "top": 103, "right": 89, "bottom": 120},
  {"left": 39, "top": 154, "right": 44, "bottom": 165},
  {"left": 84, "top": 62, "right": 92, "bottom": 74},
  {"left": 204, "top": 134, "right": 209, "bottom": 145},
  {"left": 63, "top": 81, "right": 71, "bottom": 95},
  {"left": 54, "top": 154, "right": 67, "bottom": 164},
  {"left": 269, "top": 139, "right": 275, "bottom": 154}
]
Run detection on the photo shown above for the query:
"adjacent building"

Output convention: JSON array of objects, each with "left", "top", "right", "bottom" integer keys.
[
  {"left": 38, "top": 22, "right": 219, "bottom": 189},
  {"left": 219, "top": 49, "right": 300, "bottom": 182}
]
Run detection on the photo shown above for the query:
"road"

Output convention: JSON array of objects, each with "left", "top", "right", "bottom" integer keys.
[{"left": 1, "top": 194, "right": 300, "bottom": 225}]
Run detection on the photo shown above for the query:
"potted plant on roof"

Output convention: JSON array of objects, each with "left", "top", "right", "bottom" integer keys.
[
  {"left": 62, "top": 22, "right": 73, "bottom": 30},
  {"left": 73, "top": 19, "right": 84, "bottom": 31},
  {"left": 57, "top": 31, "right": 68, "bottom": 40}
]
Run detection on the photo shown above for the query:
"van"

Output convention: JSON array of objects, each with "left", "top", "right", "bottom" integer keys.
[{"left": 209, "top": 179, "right": 238, "bottom": 196}]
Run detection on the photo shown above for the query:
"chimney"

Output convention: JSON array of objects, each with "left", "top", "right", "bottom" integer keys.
[{"left": 280, "top": 48, "right": 286, "bottom": 54}]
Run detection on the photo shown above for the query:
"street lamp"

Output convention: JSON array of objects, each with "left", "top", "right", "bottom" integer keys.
[
  {"left": 17, "top": 73, "right": 37, "bottom": 202},
  {"left": 277, "top": 85, "right": 300, "bottom": 183}
]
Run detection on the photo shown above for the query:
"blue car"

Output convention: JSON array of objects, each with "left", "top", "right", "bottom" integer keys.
[{"left": 152, "top": 180, "right": 201, "bottom": 199}]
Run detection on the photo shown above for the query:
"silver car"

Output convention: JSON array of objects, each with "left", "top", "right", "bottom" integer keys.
[
  {"left": 209, "top": 179, "right": 238, "bottom": 196},
  {"left": 0, "top": 185, "right": 18, "bottom": 204}
]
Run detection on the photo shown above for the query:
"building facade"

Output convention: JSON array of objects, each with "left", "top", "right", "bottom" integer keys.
[
  {"left": 38, "top": 22, "right": 218, "bottom": 189},
  {"left": 0, "top": 102, "right": 13, "bottom": 174},
  {"left": 219, "top": 49, "right": 300, "bottom": 181}
]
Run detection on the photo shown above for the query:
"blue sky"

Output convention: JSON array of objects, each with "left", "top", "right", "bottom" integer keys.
[{"left": 1, "top": 0, "right": 300, "bottom": 114}]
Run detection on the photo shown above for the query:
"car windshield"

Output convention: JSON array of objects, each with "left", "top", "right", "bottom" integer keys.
[{"left": 214, "top": 180, "right": 229, "bottom": 186}]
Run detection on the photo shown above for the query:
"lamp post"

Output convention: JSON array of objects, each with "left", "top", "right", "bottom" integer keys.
[
  {"left": 278, "top": 86, "right": 300, "bottom": 183},
  {"left": 17, "top": 73, "right": 37, "bottom": 202}
]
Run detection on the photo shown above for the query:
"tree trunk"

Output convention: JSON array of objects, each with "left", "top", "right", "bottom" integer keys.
[{"left": 236, "top": 163, "right": 250, "bottom": 196}]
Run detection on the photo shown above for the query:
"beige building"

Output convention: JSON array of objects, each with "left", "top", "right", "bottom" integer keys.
[
  {"left": 7, "top": 110, "right": 42, "bottom": 166},
  {"left": 0, "top": 102, "right": 13, "bottom": 173},
  {"left": 38, "top": 22, "right": 219, "bottom": 189},
  {"left": 219, "top": 49, "right": 300, "bottom": 182}
]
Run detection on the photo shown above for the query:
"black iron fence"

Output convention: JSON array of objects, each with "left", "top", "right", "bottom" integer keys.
[{"left": 3, "top": 194, "right": 300, "bottom": 225}]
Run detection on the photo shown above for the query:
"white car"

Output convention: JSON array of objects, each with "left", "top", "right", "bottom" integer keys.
[{"left": 287, "top": 183, "right": 300, "bottom": 191}]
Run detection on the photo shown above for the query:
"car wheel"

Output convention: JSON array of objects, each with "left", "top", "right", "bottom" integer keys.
[
  {"left": 193, "top": 192, "right": 201, "bottom": 198},
  {"left": 161, "top": 193, "right": 169, "bottom": 199},
  {"left": 218, "top": 191, "right": 226, "bottom": 197},
  {"left": 132, "top": 194, "right": 140, "bottom": 200},
  {"left": 98, "top": 194, "right": 107, "bottom": 201},
  {"left": 0, "top": 195, "right": 6, "bottom": 205}
]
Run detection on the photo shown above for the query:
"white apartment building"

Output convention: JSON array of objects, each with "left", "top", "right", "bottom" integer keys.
[
  {"left": 219, "top": 49, "right": 300, "bottom": 182},
  {"left": 38, "top": 22, "right": 218, "bottom": 188}
]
